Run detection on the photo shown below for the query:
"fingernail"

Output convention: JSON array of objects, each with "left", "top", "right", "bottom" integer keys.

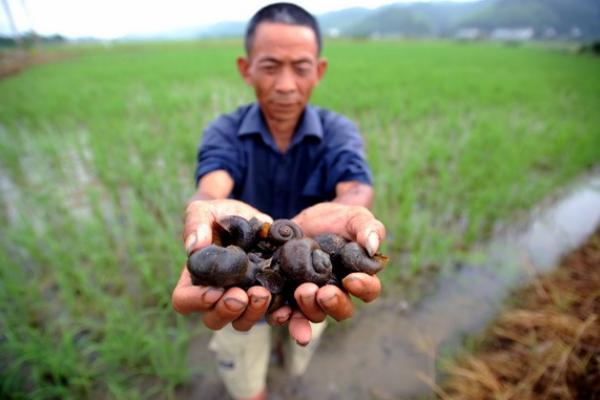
[
  {"left": 342, "top": 274, "right": 365, "bottom": 289},
  {"left": 224, "top": 298, "right": 246, "bottom": 312},
  {"left": 275, "top": 316, "right": 288, "bottom": 325},
  {"left": 196, "top": 224, "right": 211, "bottom": 245},
  {"left": 202, "top": 287, "right": 224, "bottom": 304},
  {"left": 185, "top": 234, "right": 197, "bottom": 253},
  {"left": 366, "top": 232, "right": 380, "bottom": 257},
  {"left": 251, "top": 295, "right": 268, "bottom": 307},
  {"left": 319, "top": 294, "right": 338, "bottom": 308},
  {"left": 296, "top": 340, "right": 309, "bottom": 347},
  {"left": 299, "top": 292, "right": 317, "bottom": 306}
]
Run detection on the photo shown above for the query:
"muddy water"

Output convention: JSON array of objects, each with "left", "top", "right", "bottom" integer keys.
[{"left": 181, "top": 174, "right": 600, "bottom": 400}]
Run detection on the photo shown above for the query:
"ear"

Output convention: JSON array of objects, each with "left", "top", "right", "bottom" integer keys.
[
  {"left": 316, "top": 58, "right": 328, "bottom": 82},
  {"left": 237, "top": 57, "right": 253, "bottom": 85}
]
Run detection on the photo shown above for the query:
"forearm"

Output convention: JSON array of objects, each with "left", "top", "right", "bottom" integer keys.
[
  {"left": 188, "top": 170, "right": 234, "bottom": 203},
  {"left": 332, "top": 181, "right": 374, "bottom": 209}
]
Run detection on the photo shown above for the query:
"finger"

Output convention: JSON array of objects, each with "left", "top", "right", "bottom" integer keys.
[
  {"left": 267, "top": 305, "right": 293, "bottom": 326},
  {"left": 202, "top": 287, "right": 248, "bottom": 330},
  {"left": 342, "top": 273, "right": 381, "bottom": 303},
  {"left": 172, "top": 285, "right": 225, "bottom": 314},
  {"left": 213, "top": 200, "right": 273, "bottom": 225},
  {"left": 347, "top": 213, "right": 386, "bottom": 256},
  {"left": 294, "top": 283, "right": 327, "bottom": 323},
  {"left": 316, "top": 285, "right": 354, "bottom": 321},
  {"left": 231, "top": 286, "right": 272, "bottom": 332},
  {"left": 288, "top": 310, "right": 312, "bottom": 346},
  {"left": 171, "top": 267, "right": 225, "bottom": 314},
  {"left": 183, "top": 202, "right": 215, "bottom": 254}
]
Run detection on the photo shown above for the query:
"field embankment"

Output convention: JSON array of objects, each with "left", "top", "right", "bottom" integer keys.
[{"left": 440, "top": 228, "right": 600, "bottom": 399}]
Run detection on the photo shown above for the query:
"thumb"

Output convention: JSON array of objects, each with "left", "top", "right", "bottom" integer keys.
[{"left": 348, "top": 215, "right": 386, "bottom": 256}]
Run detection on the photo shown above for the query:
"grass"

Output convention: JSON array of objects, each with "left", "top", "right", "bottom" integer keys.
[
  {"left": 437, "top": 229, "right": 600, "bottom": 399},
  {"left": 0, "top": 39, "right": 599, "bottom": 398}
]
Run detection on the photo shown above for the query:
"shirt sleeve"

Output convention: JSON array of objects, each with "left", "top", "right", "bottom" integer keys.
[
  {"left": 324, "top": 114, "right": 373, "bottom": 193},
  {"left": 194, "top": 119, "right": 244, "bottom": 186}
]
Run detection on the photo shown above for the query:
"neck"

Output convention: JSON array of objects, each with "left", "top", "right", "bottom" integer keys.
[{"left": 265, "top": 118, "right": 297, "bottom": 153}]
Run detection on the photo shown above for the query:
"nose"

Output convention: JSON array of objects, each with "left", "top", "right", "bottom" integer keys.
[{"left": 275, "top": 67, "right": 296, "bottom": 93}]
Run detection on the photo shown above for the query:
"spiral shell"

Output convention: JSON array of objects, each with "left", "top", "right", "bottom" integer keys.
[
  {"left": 268, "top": 219, "right": 304, "bottom": 244},
  {"left": 278, "top": 238, "right": 333, "bottom": 286}
]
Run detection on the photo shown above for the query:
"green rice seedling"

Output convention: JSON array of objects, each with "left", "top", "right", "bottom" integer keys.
[{"left": 0, "top": 39, "right": 599, "bottom": 397}]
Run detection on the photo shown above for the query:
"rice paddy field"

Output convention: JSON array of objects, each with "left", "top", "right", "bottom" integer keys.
[{"left": 0, "top": 39, "right": 599, "bottom": 398}]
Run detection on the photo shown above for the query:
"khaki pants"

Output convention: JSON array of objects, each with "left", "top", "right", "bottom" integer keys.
[{"left": 208, "top": 320, "right": 327, "bottom": 399}]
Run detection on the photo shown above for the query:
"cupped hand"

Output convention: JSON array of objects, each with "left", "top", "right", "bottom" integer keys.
[
  {"left": 182, "top": 198, "right": 272, "bottom": 255},
  {"left": 172, "top": 199, "right": 273, "bottom": 331},
  {"left": 292, "top": 202, "right": 386, "bottom": 256},
  {"left": 268, "top": 273, "right": 382, "bottom": 345},
  {"left": 267, "top": 202, "right": 386, "bottom": 345},
  {"left": 172, "top": 266, "right": 272, "bottom": 331}
]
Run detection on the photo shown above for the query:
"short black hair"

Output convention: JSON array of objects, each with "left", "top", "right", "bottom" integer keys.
[{"left": 245, "top": 2, "right": 322, "bottom": 55}]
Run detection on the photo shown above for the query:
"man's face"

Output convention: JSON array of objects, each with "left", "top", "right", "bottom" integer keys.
[{"left": 238, "top": 22, "right": 327, "bottom": 125}]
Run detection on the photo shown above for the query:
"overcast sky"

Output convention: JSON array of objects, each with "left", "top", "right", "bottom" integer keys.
[{"left": 1, "top": 0, "right": 478, "bottom": 39}]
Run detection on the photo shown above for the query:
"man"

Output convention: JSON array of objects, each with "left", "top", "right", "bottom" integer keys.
[{"left": 172, "top": 3, "right": 386, "bottom": 399}]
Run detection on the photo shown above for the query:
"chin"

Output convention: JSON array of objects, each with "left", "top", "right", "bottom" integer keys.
[{"left": 268, "top": 106, "right": 302, "bottom": 121}]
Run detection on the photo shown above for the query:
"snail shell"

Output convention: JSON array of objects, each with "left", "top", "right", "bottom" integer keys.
[
  {"left": 314, "top": 233, "right": 348, "bottom": 261},
  {"left": 278, "top": 238, "right": 333, "bottom": 286},
  {"left": 339, "top": 242, "right": 388, "bottom": 275},
  {"left": 187, "top": 245, "right": 249, "bottom": 287},
  {"left": 213, "top": 215, "right": 256, "bottom": 251},
  {"left": 268, "top": 219, "right": 304, "bottom": 244}
]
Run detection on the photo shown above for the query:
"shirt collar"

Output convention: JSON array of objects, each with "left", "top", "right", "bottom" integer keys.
[{"left": 238, "top": 103, "right": 323, "bottom": 151}]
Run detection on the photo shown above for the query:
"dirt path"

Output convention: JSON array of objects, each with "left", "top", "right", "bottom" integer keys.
[{"left": 0, "top": 50, "right": 69, "bottom": 79}]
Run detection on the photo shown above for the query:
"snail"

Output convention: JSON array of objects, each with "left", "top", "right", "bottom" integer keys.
[
  {"left": 187, "top": 245, "right": 251, "bottom": 287},
  {"left": 315, "top": 233, "right": 389, "bottom": 278},
  {"left": 254, "top": 219, "right": 304, "bottom": 257},
  {"left": 186, "top": 216, "right": 388, "bottom": 307},
  {"left": 213, "top": 215, "right": 269, "bottom": 251},
  {"left": 276, "top": 238, "right": 333, "bottom": 286}
]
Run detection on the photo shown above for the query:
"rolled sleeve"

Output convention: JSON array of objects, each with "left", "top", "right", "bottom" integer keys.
[
  {"left": 324, "top": 116, "right": 373, "bottom": 193},
  {"left": 195, "top": 122, "right": 244, "bottom": 185}
]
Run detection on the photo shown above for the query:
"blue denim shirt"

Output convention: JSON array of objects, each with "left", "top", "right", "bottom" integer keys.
[{"left": 195, "top": 103, "right": 372, "bottom": 219}]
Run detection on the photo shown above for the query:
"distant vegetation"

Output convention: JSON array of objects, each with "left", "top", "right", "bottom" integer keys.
[
  {"left": 0, "top": 32, "right": 66, "bottom": 48},
  {"left": 322, "top": 0, "right": 600, "bottom": 39},
  {"left": 193, "top": 0, "right": 600, "bottom": 41}
]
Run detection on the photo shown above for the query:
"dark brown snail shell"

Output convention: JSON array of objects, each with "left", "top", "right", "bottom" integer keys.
[
  {"left": 187, "top": 245, "right": 249, "bottom": 287},
  {"left": 339, "top": 242, "right": 389, "bottom": 275},
  {"left": 278, "top": 238, "right": 333, "bottom": 286},
  {"left": 254, "top": 219, "right": 304, "bottom": 257},
  {"left": 213, "top": 215, "right": 256, "bottom": 251},
  {"left": 268, "top": 219, "right": 304, "bottom": 244},
  {"left": 314, "top": 233, "right": 348, "bottom": 261}
]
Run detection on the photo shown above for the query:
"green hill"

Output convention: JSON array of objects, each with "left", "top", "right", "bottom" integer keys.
[
  {"left": 460, "top": 0, "right": 600, "bottom": 39},
  {"left": 336, "top": 0, "right": 600, "bottom": 39},
  {"left": 344, "top": 2, "right": 485, "bottom": 37}
]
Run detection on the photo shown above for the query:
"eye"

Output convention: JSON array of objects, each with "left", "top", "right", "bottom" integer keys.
[
  {"left": 260, "top": 64, "right": 278, "bottom": 74},
  {"left": 294, "top": 65, "right": 312, "bottom": 76}
]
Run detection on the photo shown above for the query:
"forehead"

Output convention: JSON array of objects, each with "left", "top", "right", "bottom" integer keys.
[{"left": 250, "top": 22, "right": 319, "bottom": 59}]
